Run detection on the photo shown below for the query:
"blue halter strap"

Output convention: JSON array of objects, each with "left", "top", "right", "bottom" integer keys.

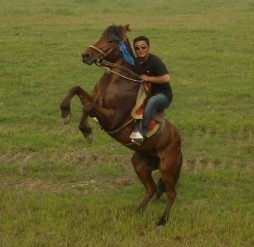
[{"left": 112, "top": 34, "right": 134, "bottom": 65}]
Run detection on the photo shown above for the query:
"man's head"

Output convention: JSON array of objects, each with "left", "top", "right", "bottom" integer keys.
[{"left": 133, "top": 36, "right": 150, "bottom": 59}]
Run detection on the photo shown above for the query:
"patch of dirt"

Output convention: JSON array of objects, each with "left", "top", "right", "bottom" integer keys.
[
  {"left": 0, "top": 149, "right": 138, "bottom": 193},
  {"left": 0, "top": 175, "right": 138, "bottom": 194},
  {"left": 1, "top": 149, "right": 253, "bottom": 194},
  {"left": 100, "top": 176, "right": 136, "bottom": 188},
  {"left": 0, "top": 178, "right": 72, "bottom": 193},
  {"left": 0, "top": 149, "right": 130, "bottom": 167},
  {"left": 183, "top": 158, "right": 253, "bottom": 171}
]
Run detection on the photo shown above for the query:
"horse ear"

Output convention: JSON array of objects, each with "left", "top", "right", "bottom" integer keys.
[{"left": 123, "top": 24, "right": 131, "bottom": 32}]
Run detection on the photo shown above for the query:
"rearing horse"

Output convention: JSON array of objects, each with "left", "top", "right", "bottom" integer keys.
[{"left": 60, "top": 24, "right": 182, "bottom": 226}]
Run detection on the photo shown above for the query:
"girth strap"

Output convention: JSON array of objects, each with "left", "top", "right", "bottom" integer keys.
[{"left": 106, "top": 118, "right": 134, "bottom": 135}]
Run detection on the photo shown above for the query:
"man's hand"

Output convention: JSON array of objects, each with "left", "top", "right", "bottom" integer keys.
[
  {"left": 140, "top": 74, "right": 170, "bottom": 84},
  {"left": 140, "top": 74, "right": 151, "bottom": 82}
]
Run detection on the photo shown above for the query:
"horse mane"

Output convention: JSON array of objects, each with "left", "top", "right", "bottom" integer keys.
[
  {"left": 103, "top": 24, "right": 130, "bottom": 39},
  {"left": 102, "top": 24, "right": 135, "bottom": 62}
]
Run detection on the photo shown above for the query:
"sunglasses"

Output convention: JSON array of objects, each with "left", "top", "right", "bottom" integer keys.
[{"left": 134, "top": 46, "right": 148, "bottom": 51}]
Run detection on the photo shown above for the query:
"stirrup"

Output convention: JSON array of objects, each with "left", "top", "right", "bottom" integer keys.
[{"left": 131, "top": 138, "right": 142, "bottom": 146}]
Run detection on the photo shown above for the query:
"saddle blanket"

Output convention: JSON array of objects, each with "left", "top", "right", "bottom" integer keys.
[{"left": 131, "top": 85, "right": 164, "bottom": 138}]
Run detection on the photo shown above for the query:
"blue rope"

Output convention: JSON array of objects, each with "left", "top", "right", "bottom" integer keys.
[{"left": 112, "top": 34, "right": 134, "bottom": 65}]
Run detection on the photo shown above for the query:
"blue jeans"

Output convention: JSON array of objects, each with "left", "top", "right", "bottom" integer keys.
[{"left": 142, "top": 93, "right": 171, "bottom": 133}]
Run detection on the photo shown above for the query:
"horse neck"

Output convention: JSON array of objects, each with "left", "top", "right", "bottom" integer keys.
[{"left": 116, "top": 57, "right": 132, "bottom": 68}]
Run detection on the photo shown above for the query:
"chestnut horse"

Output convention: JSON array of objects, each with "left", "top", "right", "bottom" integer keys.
[{"left": 60, "top": 24, "right": 182, "bottom": 226}]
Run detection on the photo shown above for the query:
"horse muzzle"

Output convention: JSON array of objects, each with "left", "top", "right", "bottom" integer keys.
[{"left": 81, "top": 53, "right": 95, "bottom": 65}]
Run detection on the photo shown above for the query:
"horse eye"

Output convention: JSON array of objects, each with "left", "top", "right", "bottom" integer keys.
[{"left": 108, "top": 40, "right": 115, "bottom": 43}]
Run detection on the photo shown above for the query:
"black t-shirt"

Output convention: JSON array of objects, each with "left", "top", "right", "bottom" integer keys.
[{"left": 132, "top": 54, "right": 172, "bottom": 99}]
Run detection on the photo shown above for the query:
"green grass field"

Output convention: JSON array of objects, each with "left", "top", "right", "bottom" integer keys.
[{"left": 0, "top": 0, "right": 254, "bottom": 246}]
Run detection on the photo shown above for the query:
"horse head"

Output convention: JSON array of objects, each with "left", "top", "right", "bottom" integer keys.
[{"left": 82, "top": 24, "right": 133, "bottom": 65}]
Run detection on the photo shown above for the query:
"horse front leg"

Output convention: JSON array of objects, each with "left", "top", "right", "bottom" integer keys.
[
  {"left": 60, "top": 86, "right": 92, "bottom": 124},
  {"left": 79, "top": 108, "right": 93, "bottom": 144},
  {"left": 60, "top": 86, "right": 94, "bottom": 143}
]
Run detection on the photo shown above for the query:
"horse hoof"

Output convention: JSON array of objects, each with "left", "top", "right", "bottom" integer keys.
[
  {"left": 155, "top": 225, "right": 164, "bottom": 231},
  {"left": 136, "top": 206, "right": 145, "bottom": 215},
  {"left": 156, "top": 217, "right": 167, "bottom": 226},
  {"left": 86, "top": 134, "right": 93, "bottom": 144},
  {"left": 63, "top": 115, "right": 71, "bottom": 125}
]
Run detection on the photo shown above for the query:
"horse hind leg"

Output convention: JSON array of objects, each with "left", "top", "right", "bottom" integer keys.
[
  {"left": 157, "top": 152, "right": 183, "bottom": 226},
  {"left": 131, "top": 153, "right": 158, "bottom": 213},
  {"left": 155, "top": 178, "right": 166, "bottom": 200},
  {"left": 156, "top": 153, "right": 182, "bottom": 200}
]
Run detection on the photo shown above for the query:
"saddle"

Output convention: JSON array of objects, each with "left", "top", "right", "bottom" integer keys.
[{"left": 131, "top": 85, "right": 166, "bottom": 138}]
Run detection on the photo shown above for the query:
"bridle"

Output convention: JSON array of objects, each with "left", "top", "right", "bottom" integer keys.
[
  {"left": 88, "top": 35, "right": 126, "bottom": 64},
  {"left": 88, "top": 45, "right": 117, "bottom": 64},
  {"left": 88, "top": 45, "right": 107, "bottom": 57},
  {"left": 88, "top": 36, "right": 142, "bottom": 83}
]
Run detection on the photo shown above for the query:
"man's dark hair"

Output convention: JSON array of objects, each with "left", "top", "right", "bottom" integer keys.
[{"left": 133, "top": 36, "right": 150, "bottom": 47}]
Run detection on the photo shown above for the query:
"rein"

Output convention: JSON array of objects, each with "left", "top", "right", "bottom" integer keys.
[
  {"left": 99, "top": 60, "right": 143, "bottom": 83},
  {"left": 106, "top": 68, "right": 142, "bottom": 83},
  {"left": 96, "top": 60, "right": 143, "bottom": 134}
]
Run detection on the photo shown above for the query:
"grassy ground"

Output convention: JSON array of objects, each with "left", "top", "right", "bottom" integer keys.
[{"left": 0, "top": 0, "right": 254, "bottom": 246}]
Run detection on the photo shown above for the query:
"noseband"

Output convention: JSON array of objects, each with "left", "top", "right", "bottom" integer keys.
[
  {"left": 88, "top": 45, "right": 107, "bottom": 57},
  {"left": 88, "top": 45, "right": 117, "bottom": 61}
]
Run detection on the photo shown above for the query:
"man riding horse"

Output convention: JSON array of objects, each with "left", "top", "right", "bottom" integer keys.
[{"left": 130, "top": 35, "right": 173, "bottom": 144}]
